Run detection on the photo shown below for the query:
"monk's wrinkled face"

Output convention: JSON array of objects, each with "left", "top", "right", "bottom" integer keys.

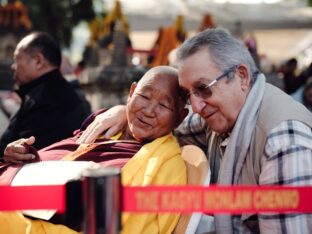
[{"left": 126, "top": 73, "right": 181, "bottom": 142}]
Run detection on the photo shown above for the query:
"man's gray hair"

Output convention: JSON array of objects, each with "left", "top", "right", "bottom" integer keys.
[{"left": 176, "top": 28, "right": 259, "bottom": 84}]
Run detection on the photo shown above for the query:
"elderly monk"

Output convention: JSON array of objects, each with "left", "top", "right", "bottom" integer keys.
[{"left": 0, "top": 65, "right": 188, "bottom": 234}]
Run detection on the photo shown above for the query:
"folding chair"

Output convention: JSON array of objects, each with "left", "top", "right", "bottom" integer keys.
[{"left": 173, "top": 145, "right": 211, "bottom": 234}]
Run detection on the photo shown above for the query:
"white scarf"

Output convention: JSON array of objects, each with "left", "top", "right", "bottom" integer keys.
[{"left": 215, "top": 74, "right": 266, "bottom": 234}]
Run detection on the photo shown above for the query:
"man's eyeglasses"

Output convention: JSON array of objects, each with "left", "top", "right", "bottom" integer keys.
[{"left": 186, "top": 65, "right": 238, "bottom": 104}]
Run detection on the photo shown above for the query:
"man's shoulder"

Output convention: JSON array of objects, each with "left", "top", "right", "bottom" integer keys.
[
  {"left": 32, "top": 73, "right": 81, "bottom": 108},
  {"left": 257, "top": 84, "right": 312, "bottom": 133},
  {"left": 175, "top": 112, "right": 208, "bottom": 135},
  {"left": 266, "top": 120, "right": 312, "bottom": 151}
]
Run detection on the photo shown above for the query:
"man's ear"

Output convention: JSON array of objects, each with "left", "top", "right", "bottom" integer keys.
[
  {"left": 175, "top": 107, "right": 189, "bottom": 128},
  {"left": 237, "top": 64, "right": 251, "bottom": 91},
  {"left": 33, "top": 52, "right": 46, "bottom": 70},
  {"left": 127, "top": 82, "right": 137, "bottom": 102}
]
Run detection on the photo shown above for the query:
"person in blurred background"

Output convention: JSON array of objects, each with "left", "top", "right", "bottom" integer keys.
[
  {"left": 292, "top": 77, "right": 312, "bottom": 112},
  {"left": 60, "top": 55, "right": 91, "bottom": 114},
  {"left": 282, "top": 57, "right": 301, "bottom": 94},
  {"left": 244, "top": 32, "right": 260, "bottom": 69},
  {"left": 0, "top": 32, "right": 91, "bottom": 158},
  {"left": 303, "top": 81, "right": 312, "bottom": 111}
]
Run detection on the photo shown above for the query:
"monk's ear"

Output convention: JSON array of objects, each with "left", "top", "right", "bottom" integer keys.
[
  {"left": 129, "top": 82, "right": 137, "bottom": 97},
  {"left": 174, "top": 107, "right": 189, "bottom": 128},
  {"left": 127, "top": 82, "right": 137, "bottom": 102}
]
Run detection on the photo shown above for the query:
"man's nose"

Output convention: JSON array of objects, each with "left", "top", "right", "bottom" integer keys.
[{"left": 190, "top": 95, "right": 206, "bottom": 114}]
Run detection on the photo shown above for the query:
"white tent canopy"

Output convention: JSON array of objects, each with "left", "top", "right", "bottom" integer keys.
[
  {"left": 102, "top": 0, "right": 312, "bottom": 31},
  {"left": 98, "top": 0, "right": 312, "bottom": 65}
]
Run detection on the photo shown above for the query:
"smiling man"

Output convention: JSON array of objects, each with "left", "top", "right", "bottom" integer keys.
[{"left": 175, "top": 28, "right": 312, "bottom": 233}]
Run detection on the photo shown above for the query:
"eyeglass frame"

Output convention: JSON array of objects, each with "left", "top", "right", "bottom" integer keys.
[{"left": 186, "top": 65, "right": 238, "bottom": 104}]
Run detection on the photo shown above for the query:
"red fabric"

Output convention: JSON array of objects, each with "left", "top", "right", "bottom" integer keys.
[
  {"left": 0, "top": 185, "right": 65, "bottom": 212},
  {"left": 0, "top": 109, "right": 143, "bottom": 185},
  {"left": 0, "top": 136, "right": 142, "bottom": 185},
  {"left": 38, "top": 134, "right": 142, "bottom": 166}
]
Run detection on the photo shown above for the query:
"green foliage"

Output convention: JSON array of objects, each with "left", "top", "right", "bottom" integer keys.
[{"left": 20, "top": 0, "right": 95, "bottom": 47}]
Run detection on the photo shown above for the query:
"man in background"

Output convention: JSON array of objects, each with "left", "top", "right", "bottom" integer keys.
[{"left": 0, "top": 32, "right": 90, "bottom": 158}]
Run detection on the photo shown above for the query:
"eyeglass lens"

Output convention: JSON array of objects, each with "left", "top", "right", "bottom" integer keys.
[{"left": 186, "top": 68, "right": 236, "bottom": 105}]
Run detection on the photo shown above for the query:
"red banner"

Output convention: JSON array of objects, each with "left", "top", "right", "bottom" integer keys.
[
  {"left": 0, "top": 185, "right": 65, "bottom": 212},
  {"left": 123, "top": 186, "right": 312, "bottom": 213},
  {"left": 1, "top": 185, "right": 312, "bottom": 213}
]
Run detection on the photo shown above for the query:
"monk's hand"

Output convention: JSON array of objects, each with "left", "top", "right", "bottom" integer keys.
[
  {"left": 3, "top": 136, "right": 36, "bottom": 164},
  {"left": 77, "top": 105, "right": 127, "bottom": 144}
]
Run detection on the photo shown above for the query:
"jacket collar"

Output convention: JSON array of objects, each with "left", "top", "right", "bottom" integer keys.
[{"left": 16, "top": 69, "right": 61, "bottom": 97}]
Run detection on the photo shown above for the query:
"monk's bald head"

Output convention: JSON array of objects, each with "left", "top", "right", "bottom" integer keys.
[{"left": 137, "top": 66, "right": 187, "bottom": 109}]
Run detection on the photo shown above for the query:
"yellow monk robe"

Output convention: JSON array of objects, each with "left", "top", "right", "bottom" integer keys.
[
  {"left": 122, "top": 133, "right": 187, "bottom": 234},
  {"left": 0, "top": 133, "right": 186, "bottom": 234},
  {"left": 0, "top": 212, "right": 78, "bottom": 234}
]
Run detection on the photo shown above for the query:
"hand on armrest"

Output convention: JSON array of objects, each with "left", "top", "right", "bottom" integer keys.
[{"left": 77, "top": 105, "right": 127, "bottom": 144}]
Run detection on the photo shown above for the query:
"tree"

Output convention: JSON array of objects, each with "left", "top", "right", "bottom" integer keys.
[{"left": 20, "top": 0, "right": 95, "bottom": 47}]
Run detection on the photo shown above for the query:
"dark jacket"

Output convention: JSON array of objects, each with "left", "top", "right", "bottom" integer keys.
[{"left": 0, "top": 69, "right": 91, "bottom": 157}]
